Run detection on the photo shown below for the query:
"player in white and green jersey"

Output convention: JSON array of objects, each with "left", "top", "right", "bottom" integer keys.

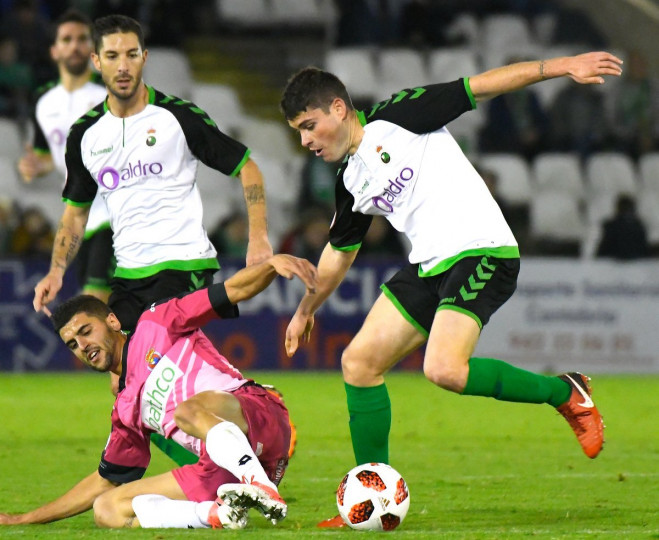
[
  {"left": 33, "top": 14, "right": 272, "bottom": 334},
  {"left": 280, "top": 51, "right": 622, "bottom": 523},
  {"left": 18, "top": 9, "right": 112, "bottom": 300}
]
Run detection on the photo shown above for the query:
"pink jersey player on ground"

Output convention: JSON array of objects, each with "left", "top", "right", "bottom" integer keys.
[{"left": 0, "top": 254, "right": 317, "bottom": 530}]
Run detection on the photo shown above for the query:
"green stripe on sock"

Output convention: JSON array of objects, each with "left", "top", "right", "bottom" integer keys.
[
  {"left": 463, "top": 357, "right": 571, "bottom": 407},
  {"left": 150, "top": 432, "right": 198, "bottom": 466},
  {"left": 345, "top": 382, "right": 391, "bottom": 465}
]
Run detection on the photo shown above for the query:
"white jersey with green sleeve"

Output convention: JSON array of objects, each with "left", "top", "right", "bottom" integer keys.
[
  {"left": 329, "top": 79, "right": 519, "bottom": 277},
  {"left": 63, "top": 86, "right": 251, "bottom": 279},
  {"left": 32, "top": 73, "right": 109, "bottom": 234}
]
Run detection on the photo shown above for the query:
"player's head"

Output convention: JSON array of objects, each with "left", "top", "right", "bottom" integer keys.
[
  {"left": 52, "top": 295, "right": 123, "bottom": 373},
  {"left": 91, "top": 15, "right": 147, "bottom": 101},
  {"left": 51, "top": 8, "right": 93, "bottom": 77},
  {"left": 281, "top": 67, "right": 356, "bottom": 163}
]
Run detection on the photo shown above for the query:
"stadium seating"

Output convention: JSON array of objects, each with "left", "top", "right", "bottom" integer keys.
[
  {"left": 428, "top": 47, "right": 480, "bottom": 83},
  {"left": 478, "top": 153, "right": 533, "bottom": 206},
  {"left": 532, "top": 153, "right": 585, "bottom": 199},
  {"left": 530, "top": 188, "right": 586, "bottom": 245},
  {"left": 324, "top": 47, "right": 379, "bottom": 103},
  {"left": 190, "top": 83, "right": 246, "bottom": 135},
  {"left": 144, "top": 47, "right": 194, "bottom": 99},
  {"left": 215, "top": 0, "right": 273, "bottom": 28},
  {"left": 584, "top": 152, "right": 637, "bottom": 224},
  {"left": 638, "top": 152, "right": 659, "bottom": 192},
  {"left": 377, "top": 48, "right": 430, "bottom": 98},
  {"left": 196, "top": 162, "right": 242, "bottom": 231},
  {"left": 235, "top": 117, "right": 298, "bottom": 160},
  {"left": 0, "top": 119, "right": 22, "bottom": 160}
]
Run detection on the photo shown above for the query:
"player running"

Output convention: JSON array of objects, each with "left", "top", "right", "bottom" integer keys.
[
  {"left": 280, "top": 52, "right": 621, "bottom": 525},
  {"left": 0, "top": 254, "right": 316, "bottom": 529}
]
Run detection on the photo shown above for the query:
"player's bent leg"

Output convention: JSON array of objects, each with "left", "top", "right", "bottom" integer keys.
[
  {"left": 423, "top": 309, "right": 481, "bottom": 392},
  {"left": 173, "top": 390, "right": 249, "bottom": 440},
  {"left": 341, "top": 294, "right": 426, "bottom": 387},
  {"left": 93, "top": 472, "right": 186, "bottom": 528}
]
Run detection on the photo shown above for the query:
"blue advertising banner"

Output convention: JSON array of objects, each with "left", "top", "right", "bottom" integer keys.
[{"left": 0, "top": 257, "right": 425, "bottom": 372}]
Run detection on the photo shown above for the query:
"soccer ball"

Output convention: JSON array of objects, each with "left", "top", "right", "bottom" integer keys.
[{"left": 336, "top": 462, "right": 410, "bottom": 531}]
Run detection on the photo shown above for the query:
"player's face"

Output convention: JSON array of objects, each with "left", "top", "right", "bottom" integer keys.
[
  {"left": 59, "top": 312, "right": 121, "bottom": 373},
  {"left": 288, "top": 99, "right": 351, "bottom": 163},
  {"left": 51, "top": 22, "right": 93, "bottom": 76},
  {"left": 92, "top": 32, "right": 146, "bottom": 101}
]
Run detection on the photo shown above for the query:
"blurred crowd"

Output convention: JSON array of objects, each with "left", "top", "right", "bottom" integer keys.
[{"left": 0, "top": 0, "right": 657, "bottom": 263}]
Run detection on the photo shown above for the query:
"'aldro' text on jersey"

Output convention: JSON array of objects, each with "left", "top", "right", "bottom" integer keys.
[
  {"left": 330, "top": 79, "right": 519, "bottom": 276},
  {"left": 63, "top": 86, "right": 251, "bottom": 278}
]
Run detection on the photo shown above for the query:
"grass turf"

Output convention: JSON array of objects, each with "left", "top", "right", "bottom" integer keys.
[{"left": 0, "top": 371, "right": 657, "bottom": 538}]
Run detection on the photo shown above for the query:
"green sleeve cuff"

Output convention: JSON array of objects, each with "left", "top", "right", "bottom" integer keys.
[{"left": 463, "top": 78, "right": 477, "bottom": 110}]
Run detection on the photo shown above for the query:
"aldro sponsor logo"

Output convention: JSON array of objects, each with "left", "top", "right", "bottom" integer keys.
[
  {"left": 371, "top": 167, "right": 414, "bottom": 212},
  {"left": 98, "top": 159, "right": 164, "bottom": 189},
  {"left": 141, "top": 356, "right": 183, "bottom": 434}
]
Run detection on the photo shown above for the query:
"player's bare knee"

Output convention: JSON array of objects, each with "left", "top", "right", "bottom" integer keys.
[
  {"left": 93, "top": 492, "right": 118, "bottom": 528},
  {"left": 341, "top": 346, "right": 384, "bottom": 385},
  {"left": 173, "top": 400, "right": 198, "bottom": 432},
  {"left": 423, "top": 357, "right": 467, "bottom": 393}
]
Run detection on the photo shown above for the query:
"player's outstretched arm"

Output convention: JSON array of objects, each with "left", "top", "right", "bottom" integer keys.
[
  {"left": 0, "top": 471, "right": 115, "bottom": 525},
  {"left": 224, "top": 253, "right": 317, "bottom": 304},
  {"left": 285, "top": 243, "right": 358, "bottom": 357},
  {"left": 238, "top": 159, "right": 273, "bottom": 266},
  {"left": 33, "top": 203, "right": 89, "bottom": 314},
  {"left": 469, "top": 51, "right": 623, "bottom": 103}
]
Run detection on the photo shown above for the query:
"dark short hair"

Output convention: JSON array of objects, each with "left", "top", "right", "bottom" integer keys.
[
  {"left": 92, "top": 14, "right": 145, "bottom": 53},
  {"left": 280, "top": 67, "right": 353, "bottom": 120},
  {"left": 52, "top": 8, "right": 92, "bottom": 45},
  {"left": 51, "top": 295, "right": 112, "bottom": 334}
]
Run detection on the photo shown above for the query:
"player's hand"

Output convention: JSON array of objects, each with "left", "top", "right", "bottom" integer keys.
[
  {"left": 0, "top": 512, "right": 26, "bottom": 525},
  {"left": 33, "top": 272, "right": 63, "bottom": 314},
  {"left": 285, "top": 312, "right": 315, "bottom": 357},
  {"left": 246, "top": 237, "right": 274, "bottom": 266},
  {"left": 566, "top": 51, "right": 623, "bottom": 84},
  {"left": 270, "top": 254, "right": 318, "bottom": 294},
  {"left": 17, "top": 144, "right": 41, "bottom": 183}
]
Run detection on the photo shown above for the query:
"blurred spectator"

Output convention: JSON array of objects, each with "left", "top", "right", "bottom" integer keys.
[
  {"left": 0, "top": 0, "right": 53, "bottom": 86},
  {"left": 0, "top": 196, "right": 18, "bottom": 256},
  {"left": 548, "top": 84, "right": 609, "bottom": 158},
  {"left": 208, "top": 212, "right": 249, "bottom": 258},
  {"left": 479, "top": 59, "right": 549, "bottom": 159},
  {"left": 279, "top": 205, "right": 331, "bottom": 261},
  {"left": 297, "top": 153, "right": 336, "bottom": 214},
  {"left": 0, "top": 35, "right": 33, "bottom": 124},
  {"left": 596, "top": 194, "right": 649, "bottom": 260},
  {"left": 358, "top": 215, "right": 407, "bottom": 260},
  {"left": 608, "top": 49, "right": 659, "bottom": 159},
  {"left": 10, "top": 205, "right": 54, "bottom": 258}
]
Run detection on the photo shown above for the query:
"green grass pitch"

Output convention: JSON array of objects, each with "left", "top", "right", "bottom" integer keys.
[{"left": 1, "top": 371, "right": 658, "bottom": 538}]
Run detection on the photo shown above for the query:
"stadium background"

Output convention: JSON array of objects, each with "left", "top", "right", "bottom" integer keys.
[{"left": 1, "top": 0, "right": 659, "bottom": 374}]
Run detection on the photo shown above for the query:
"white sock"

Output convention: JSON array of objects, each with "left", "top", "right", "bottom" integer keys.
[
  {"left": 205, "top": 421, "right": 277, "bottom": 490},
  {"left": 132, "top": 494, "right": 213, "bottom": 528}
]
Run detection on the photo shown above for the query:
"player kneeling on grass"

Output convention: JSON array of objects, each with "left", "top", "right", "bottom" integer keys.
[{"left": 0, "top": 254, "right": 317, "bottom": 530}]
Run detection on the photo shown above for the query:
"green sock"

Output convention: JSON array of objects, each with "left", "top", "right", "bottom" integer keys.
[
  {"left": 345, "top": 382, "right": 391, "bottom": 465},
  {"left": 462, "top": 357, "right": 571, "bottom": 407},
  {"left": 150, "top": 432, "right": 198, "bottom": 466}
]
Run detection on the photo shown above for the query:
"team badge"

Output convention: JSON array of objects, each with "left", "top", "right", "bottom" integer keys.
[
  {"left": 145, "top": 348, "right": 162, "bottom": 370},
  {"left": 376, "top": 145, "right": 390, "bottom": 164},
  {"left": 146, "top": 128, "right": 157, "bottom": 146}
]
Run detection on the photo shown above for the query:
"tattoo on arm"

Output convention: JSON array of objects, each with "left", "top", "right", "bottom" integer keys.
[
  {"left": 123, "top": 517, "right": 135, "bottom": 528},
  {"left": 53, "top": 222, "right": 81, "bottom": 271},
  {"left": 539, "top": 60, "right": 546, "bottom": 80},
  {"left": 244, "top": 184, "right": 265, "bottom": 206}
]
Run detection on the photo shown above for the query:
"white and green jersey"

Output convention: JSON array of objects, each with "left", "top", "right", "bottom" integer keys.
[
  {"left": 329, "top": 79, "right": 519, "bottom": 277},
  {"left": 63, "top": 86, "right": 250, "bottom": 278},
  {"left": 32, "top": 73, "right": 109, "bottom": 234}
]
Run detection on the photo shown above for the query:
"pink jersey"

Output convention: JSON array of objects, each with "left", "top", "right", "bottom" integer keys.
[{"left": 98, "top": 284, "right": 248, "bottom": 482}]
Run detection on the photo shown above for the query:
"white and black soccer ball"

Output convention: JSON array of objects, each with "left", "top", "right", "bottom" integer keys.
[{"left": 336, "top": 462, "right": 410, "bottom": 531}]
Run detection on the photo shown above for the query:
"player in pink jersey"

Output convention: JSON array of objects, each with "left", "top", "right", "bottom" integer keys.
[{"left": 0, "top": 254, "right": 317, "bottom": 530}]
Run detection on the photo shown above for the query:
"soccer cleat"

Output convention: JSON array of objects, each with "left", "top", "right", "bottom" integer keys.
[
  {"left": 207, "top": 498, "right": 248, "bottom": 530},
  {"left": 317, "top": 514, "right": 347, "bottom": 528},
  {"left": 556, "top": 372, "right": 604, "bottom": 458},
  {"left": 217, "top": 477, "right": 287, "bottom": 525},
  {"left": 263, "top": 384, "right": 298, "bottom": 459}
]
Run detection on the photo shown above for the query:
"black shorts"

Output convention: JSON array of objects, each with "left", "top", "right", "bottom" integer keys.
[
  {"left": 76, "top": 228, "right": 115, "bottom": 292},
  {"left": 381, "top": 255, "right": 520, "bottom": 336},
  {"left": 108, "top": 268, "right": 217, "bottom": 333}
]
